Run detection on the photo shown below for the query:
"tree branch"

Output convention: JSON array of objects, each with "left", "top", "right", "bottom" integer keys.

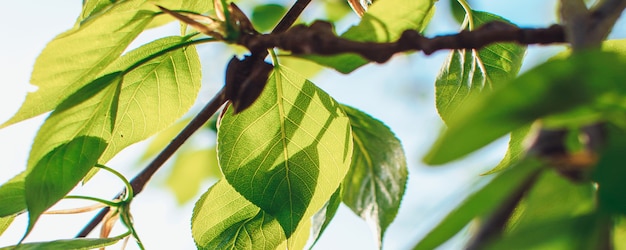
[
  {"left": 75, "top": 0, "right": 311, "bottom": 238},
  {"left": 76, "top": 89, "right": 227, "bottom": 237},
  {"left": 240, "top": 21, "right": 566, "bottom": 65}
]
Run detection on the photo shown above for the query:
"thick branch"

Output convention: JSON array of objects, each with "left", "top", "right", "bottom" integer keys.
[{"left": 241, "top": 21, "right": 565, "bottom": 65}]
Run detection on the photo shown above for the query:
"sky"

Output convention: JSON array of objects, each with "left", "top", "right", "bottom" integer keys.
[{"left": 0, "top": 0, "right": 624, "bottom": 250}]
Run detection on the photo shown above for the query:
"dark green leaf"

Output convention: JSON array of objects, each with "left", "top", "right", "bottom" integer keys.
[
  {"left": 309, "top": 186, "right": 343, "bottom": 249},
  {"left": 25, "top": 136, "right": 108, "bottom": 238},
  {"left": 341, "top": 105, "right": 407, "bottom": 246},
  {"left": 218, "top": 66, "right": 353, "bottom": 238},
  {"left": 436, "top": 11, "right": 526, "bottom": 124},
  {"left": 1, "top": 1, "right": 158, "bottom": 128},
  {"left": 482, "top": 125, "right": 532, "bottom": 175},
  {"left": 166, "top": 148, "right": 220, "bottom": 204},
  {"left": 593, "top": 125, "right": 626, "bottom": 215},
  {"left": 0, "top": 233, "right": 127, "bottom": 250},
  {"left": 506, "top": 170, "right": 595, "bottom": 233},
  {"left": 486, "top": 214, "right": 609, "bottom": 250},
  {"left": 252, "top": 4, "right": 287, "bottom": 32},
  {"left": 192, "top": 180, "right": 285, "bottom": 250},
  {"left": 0, "top": 215, "right": 15, "bottom": 237},
  {"left": 448, "top": 0, "right": 467, "bottom": 24},
  {"left": 303, "top": 0, "right": 435, "bottom": 73},
  {"left": 413, "top": 160, "right": 542, "bottom": 250},
  {"left": 425, "top": 51, "right": 626, "bottom": 165},
  {"left": 0, "top": 172, "right": 26, "bottom": 217}
]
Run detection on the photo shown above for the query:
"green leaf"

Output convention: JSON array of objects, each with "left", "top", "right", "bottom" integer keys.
[
  {"left": 324, "top": 0, "right": 352, "bottom": 22},
  {"left": 192, "top": 180, "right": 286, "bottom": 250},
  {"left": 413, "top": 160, "right": 542, "bottom": 250},
  {"left": 486, "top": 214, "right": 609, "bottom": 250},
  {"left": 166, "top": 148, "right": 220, "bottom": 204},
  {"left": 25, "top": 136, "right": 108, "bottom": 238},
  {"left": 26, "top": 73, "right": 121, "bottom": 172},
  {"left": 0, "top": 215, "right": 15, "bottom": 237},
  {"left": 278, "top": 56, "right": 324, "bottom": 80},
  {"left": 1, "top": 1, "right": 157, "bottom": 128},
  {"left": 146, "top": 0, "right": 214, "bottom": 30},
  {"left": 448, "top": 0, "right": 467, "bottom": 24},
  {"left": 97, "top": 36, "right": 202, "bottom": 163},
  {"left": 341, "top": 105, "right": 407, "bottom": 246},
  {"left": 506, "top": 170, "right": 595, "bottom": 233},
  {"left": 303, "top": 0, "right": 435, "bottom": 73},
  {"left": 309, "top": 186, "right": 343, "bottom": 249},
  {"left": 482, "top": 125, "right": 532, "bottom": 175},
  {"left": 0, "top": 233, "right": 128, "bottom": 250},
  {"left": 424, "top": 51, "right": 626, "bottom": 165},
  {"left": 593, "top": 125, "right": 626, "bottom": 215},
  {"left": 79, "top": 0, "right": 117, "bottom": 22},
  {"left": 218, "top": 65, "right": 353, "bottom": 237},
  {"left": 436, "top": 11, "right": 526, "bottom": 124},
  {"left": 0, "top": 172, "right": 26, "bottom": 217},
  {"left": 252, "top": 4, "right": 287, "bottom": 32}
]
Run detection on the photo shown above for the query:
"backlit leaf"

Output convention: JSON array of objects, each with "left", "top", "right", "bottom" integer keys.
[
  {"left": 0, "top": 215, "right": 15, "bottom": 237},
  {"left": 309, "top": 186, "right": 343, "bottom": 248},
  {"left": 0, "top": 233, "right": 127, "bottom": 250},
  {"left": 1, "top": 1, "right": 157, "bottom": 128},
  {"left": 482, "top": 125, "right": 532, "bottom": 175},
  {"left": 192, "top": 180, "right": 286, "bottom": 250},
  {"left": 413, "top": 160, "right": 542, "bottom": 250},
  {"left": 506, "top": 169, "right": 595, "bottom": 233},
  {"left": 251, "top": 4, "right": 287, "bottom": 32},
  {"left": 25, "top": 136, "right": 108, "bottom": 237},
  {"left": 98, "top": 36, "right": 202, "bottom": 163},
  {"left": 341, "top": 105, "right": 407, "bottom": 246},
  {"left": 592, "top": 125, "right": 626, "bottom": 215},
  {"left": 166, "top": 148, "right": 220, "bottom": 204},
  {"left": 486, "top": 214, "right": 608, "bottom": 250},
  {"left": 218, "top": 65, "right": 353, "bottom": 237},
  {"left": 436, "top": 11, "right": 526, "bottom": 124},
  {"left": 424, "top": 51, "right": 626, "bottom": 165},
  {"left": 0, "top": 172, "right": 26, "bottom": 217},
  {"left": 303, "top": 0, "right": 435, "bottom": 73}
]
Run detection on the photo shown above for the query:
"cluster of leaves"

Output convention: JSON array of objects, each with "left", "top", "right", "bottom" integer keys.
[{"left": 2, "top": 0, "right": 626, "bottom": 250}]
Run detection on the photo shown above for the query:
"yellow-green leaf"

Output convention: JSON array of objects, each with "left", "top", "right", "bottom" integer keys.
[
  {"left": 217, "top": 65, "right": 353, "bottom": 238},
  {"left": 0, "top": 233, "right": 127, "bottom": 250},
  {"left": 302, "top": 0, "right": 435, "bottom": 73},
  {"left": 436, "top": 11, "right": 526, "bottom": 124},
  {"left": 192, "top": 180, "right": 286, "bottom": 250},
  {"left": 166, "top": 148, "right": 220, "bottom": 204},
  {"left": 0, "top": 172, "right": 26, "bottom": 217},
  {"left": 2, "top": 1, "right": 157, "bottom": 128}
]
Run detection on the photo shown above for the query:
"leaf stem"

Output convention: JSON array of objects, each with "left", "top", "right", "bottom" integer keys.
[
  {"left": 457, "top": 0, "right": 474, "bottom": 30},
  {"left": 95, "top": 164, "right": 134, "bottom": 201},
  {"left": 76, "top": 0, "right": 309, "bottom": 238},
  {"left": 64, "top": 195, "right": 120, "bottom": 208}
]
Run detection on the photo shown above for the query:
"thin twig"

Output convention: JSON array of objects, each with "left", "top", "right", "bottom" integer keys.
[
  {"left": 75, "top": 0, "right": 312, "bottom": 237},
  {"left": 76, "top": 89, "right": 227, "bottom": 237}
]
